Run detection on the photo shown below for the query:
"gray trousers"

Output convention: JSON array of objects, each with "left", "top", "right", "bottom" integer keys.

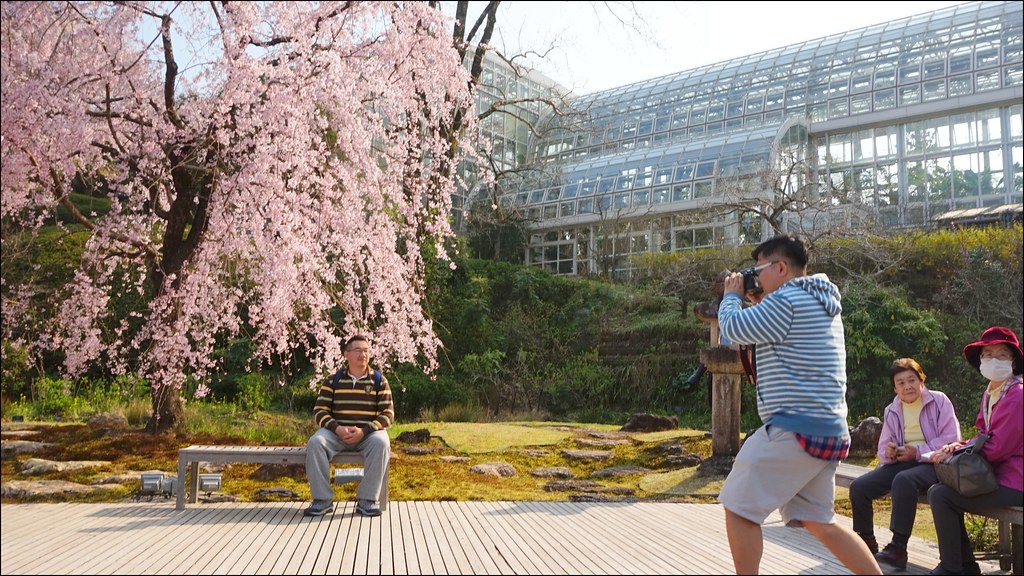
[
  {"left": 306, "top": 427, "right": 390, "bottom": 503},
  {"left": 849, "top": 461, "right": 937, "bottom": 537}
]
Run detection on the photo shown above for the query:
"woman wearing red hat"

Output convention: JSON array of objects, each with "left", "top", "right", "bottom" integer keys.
[{"left": 927, "top": 326, "right": 1024, "bottom": 575}]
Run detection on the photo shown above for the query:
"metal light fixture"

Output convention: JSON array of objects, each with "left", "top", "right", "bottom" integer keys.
[
  {"left": 198, "top": 473, "right": 222, "bottom": 493},
  {"left": 333, "top": 467, "right": 364, "bottom": 485},
  {"left": 140, "top": 472, "right": 164, "bottom": 495}
]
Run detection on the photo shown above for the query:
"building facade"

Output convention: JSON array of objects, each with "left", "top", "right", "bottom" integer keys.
[{"left": 490, "top": 0, "right": 1023, "bottom": 278}]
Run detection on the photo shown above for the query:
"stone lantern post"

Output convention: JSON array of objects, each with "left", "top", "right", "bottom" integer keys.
[{"left": 693, "top": 271, "right": 744, "bottom": 456}]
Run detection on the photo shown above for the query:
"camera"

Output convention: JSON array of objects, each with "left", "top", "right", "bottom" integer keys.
[{"left": 739, "top": 266, "right": 764, "bottom": 295}]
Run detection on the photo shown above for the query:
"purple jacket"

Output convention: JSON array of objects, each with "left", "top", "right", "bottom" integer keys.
[
  {"left": 973, "top": 376, "right": 1023, "bottom": 492},
  {"left": 877, "top": 387, "right": 961, "bottom": 464}
]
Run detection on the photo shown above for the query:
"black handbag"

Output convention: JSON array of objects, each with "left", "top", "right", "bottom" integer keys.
[{"left": 934, "top": 434, "right": 999, "bottom": 497}]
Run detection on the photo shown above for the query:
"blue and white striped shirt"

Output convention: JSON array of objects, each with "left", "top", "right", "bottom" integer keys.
[{"left": 718, "top": 273, "right": 849, "bottom": 438}]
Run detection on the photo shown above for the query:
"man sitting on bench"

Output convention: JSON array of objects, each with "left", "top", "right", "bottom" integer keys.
[{"left": 304, "top": 334, "right": 394, "bottom": 517}]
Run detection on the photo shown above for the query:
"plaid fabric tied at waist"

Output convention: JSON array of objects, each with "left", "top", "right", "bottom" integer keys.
[{"left": 794, "top": 432, "right": 851, "bottom": 461}]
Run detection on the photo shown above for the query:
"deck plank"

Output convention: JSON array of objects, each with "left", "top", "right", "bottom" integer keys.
[{"left": 1, "top": 500, "right": 1001, "bottom": 575}]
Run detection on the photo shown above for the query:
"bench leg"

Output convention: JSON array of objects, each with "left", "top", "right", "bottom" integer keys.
[
  {"left": 1012, "top": 522, "right": 1022, "bottom": 576},
  {"left": 188, "top": 461, "right": 200, "bottom": 504},
  {"left": 176, "top": 457, "right": 187, "bottom": 510}
]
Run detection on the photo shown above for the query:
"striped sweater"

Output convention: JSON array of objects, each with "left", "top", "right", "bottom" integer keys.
[
  {"left": 313, "top": 368, "right": 395, "bottom": 436},
  {"left": 718, "top": 273, "right": 849, "bottom": 438}
]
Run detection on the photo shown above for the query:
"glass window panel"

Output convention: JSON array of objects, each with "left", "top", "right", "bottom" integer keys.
[
  {"left": 695, "top": 161, "right": 716, "bottom": 178},
  {"left": 976, "top": 70, "right": 1000, "bottom": 91},
  {"left": 654, "top": 116, "right": 670, "bottom": 132},
  {"left": 652, "top": 186, "right": 670, "bottom": 204},
  {"left": 1004, "top": 66, "right": 1023, "bottom": 87},
  {"left": 949, "top": 53, "right": 972, "bottom": 74},
  {"left": 875, "top": 127, "right": 897, "bottom": 158},
  {"left": 654, "top": 168, "right": 673, "bottom": 184},
  {"left": 978, "top": 109, "right": 1001, "bottom": 143},
  {"left": 874, "top": 69, "right": 896, "bottom": 89},
  {"left": 899, "top": 85, "right": 921, "bottom": 106},
  {"left": 613, "top": 192, "right": 630, "bottom": 209},
  {"left": 727, "top": 101, "right": 744, "bottom": 118},
  {"left": 546, "top": 187, "right": 561, "bottom": 202},
  {"left": 560, "top": 202, "right": 575, "bottom": 217},
  {"left": 672, "top": 183, "right": 692, "bottom": 202},
  {"left": 633, "top": 189, "right": 650, "bottom": 207},
  {"left": 674, "top": 165, "right": 694, "bottom": 181},
  {"left": 949, "top": 74, "right": 972, "bottom": 96},
  {"left": 923, "top": 79, "right": 946, "bottom": 101},
  {"left": 851, "top": 75, "right": 872, "bottom": 94},
  {"left": 975, "top": 48, "right": 1000, "bottom": 69},
  {"left": 562, "top": 183, "right": 579, "bottom": 199},
  {"left": 829, "top": 98, "right": 850, "bottom": 118},
  {"left": 543, "top": 204, "right": 557, "bottom": 219},
  {"left": 851, "top": 93, "right": 872, "bottom": 115},
  {"left": 707, "top": 105, "right": 725, "bottom": 121},
  {"left": 693, "top": 181, "right": 713, "bottom": 198},
  {"left": 951, "top": 114, "right": 974, "bottom": 148},
  {"left": 529, "top": 190, "right": 544, "bottom": 203},
  {"left": 674, "top": 230, "right": 693, "bottom": 250},
  {"left": 982, "top": 149, "right": 1003, "bottom": 196},
  {"left": 874, "top": 89, "right": 896, "bottom": 111},
  {"left": 578, "top": 198, "right": 594, "bottom": 213},
  {"left": 811, "top": 103, "right": 829, "bottom": 122},
  {"left": 528, "top": 206, "right": 540, "bottom": 220},
  {"left": 952, "top": 153, "right": 979, "bottom": 199},
  {"left": 745, "top": 96, "right": 764, "bottom": 113},
  {"left": 694, "top": 227, "right": 713, "bottom": 247},
  {"left": 598, "top": 178, "right": 615, "bottom": 194},
  {"left": 597, "top": 195, "right": 611, "bottom": 211},
  {"left": 928, "top": 157, "right": 953, "bottom": 204},
  {"left": 616, "top": 175, "right": 634, "bottom": 191},
  {"left": 923, "top": 59, "right": 946, "bottom": 79}
]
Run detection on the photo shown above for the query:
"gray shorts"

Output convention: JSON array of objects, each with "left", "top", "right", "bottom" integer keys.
[{"left": 718, "top": 424, "right": 838, "bottom": 527}]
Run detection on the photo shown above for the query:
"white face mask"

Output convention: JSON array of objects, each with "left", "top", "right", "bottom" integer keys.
[{"left": 979, "top": 358, "right": 1014, "bottom": 382}]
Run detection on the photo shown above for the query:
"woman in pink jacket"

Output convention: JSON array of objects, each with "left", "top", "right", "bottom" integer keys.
[
  {"left": 927, "top": 326, "right": 1024, "bottom": 576},
  {"left": 850, "top": 358, "right": 961, "bottom": 570}
]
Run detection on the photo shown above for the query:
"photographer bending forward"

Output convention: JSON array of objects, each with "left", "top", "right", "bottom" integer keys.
[{"left": 717, "top": 233, "right": 881, "bottom": 575}]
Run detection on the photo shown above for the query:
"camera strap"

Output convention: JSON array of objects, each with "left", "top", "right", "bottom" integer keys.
[{"left": 739, "top": 344, "right": 757, "bottom": 385}]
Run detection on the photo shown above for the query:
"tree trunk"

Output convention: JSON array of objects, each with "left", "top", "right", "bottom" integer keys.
[{"left": 148, "top": 384, "right": 185, "bottom": 433}]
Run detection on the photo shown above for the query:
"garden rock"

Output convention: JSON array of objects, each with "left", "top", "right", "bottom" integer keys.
[
  {"left": 396, "top": 429, "right": 431, "bottom": 444},
  {"left": 1, "top": 440, "right": 54, "bottom": 459},
  {"left": 848, "top": 417, "right": 883, "bottom": 458},
  {"left": 529, "top": 466, "right": 576, "bottom": 479},
  {"left": 19, "top": 458, "right": 111, "bottom": 476},
  {"left": 0, "top": 430, "right": 40, "bottom": 438},
  {"left": 93, "top": 470, "right": 170, "bottom": 484},
  {"left": 575, "top": 438, "right": 629, "bottom": 447},
  {"left": 439, "top": 456, "right": 471, "bottom": 463},
  {"left": 256, "top": 487, "right": 299, "bottom": 499},
  {"left": 620, "top": 413, "right": 678, "bottom": 432},
  {"left": 561, "top": 449, "right": 613, "bottom": 461},
  {"left": 664, "top": 454, "right": 703, "bottom": 467},
  {"left": 402, "top": 446, "right": 439, "bottom": 456},
  {"left": 469, "top": 462, "right": 516, "bottom": 477},
  {"left": 252, "top": 463, "right": 304, "bottom": 480},
  {"left": 591, "top": 465, "right": 651, "bottom": 478},
  {"left": 695, "top": 455, "right": 734, "bottom": 477},
  {"left": 2, "top": 480, "right": 116, "bottom": 497},
  {"left": 87, "top": 412, "right": 129, "bottom": 430}
]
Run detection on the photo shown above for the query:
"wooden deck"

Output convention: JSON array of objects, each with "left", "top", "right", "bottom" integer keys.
[{"left": 0, "top": 500, "right": 1005, "bottom": 575}]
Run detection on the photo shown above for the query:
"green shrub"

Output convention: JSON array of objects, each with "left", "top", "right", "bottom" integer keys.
[{"left": 235, "top": 373, "right": 272, "bottom": 412}]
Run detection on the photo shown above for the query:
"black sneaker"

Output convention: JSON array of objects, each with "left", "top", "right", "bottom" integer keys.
[
  {"left": 356, "top": 499, "right": 382, "bottom": 517},
  {"left": 303, "top": 499, "right": 333, "bottom": 517}
]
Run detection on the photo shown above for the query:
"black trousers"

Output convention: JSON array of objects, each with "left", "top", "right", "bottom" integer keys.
[
  {"left": 928, "top": 483, "right": 1024, "bottom": 572},
  {"left": 849, "top": 461, "right": 937, "bottom": 538}
]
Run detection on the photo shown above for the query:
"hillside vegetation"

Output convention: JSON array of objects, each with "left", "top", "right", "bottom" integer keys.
[{"left": 2, "top": 218, "right": 1022, "bottom": 436}]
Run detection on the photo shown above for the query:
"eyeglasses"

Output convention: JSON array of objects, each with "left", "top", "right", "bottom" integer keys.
[
  {"left": 751, "top": 261, "right": 779, "bottom": 276},
  {"left": 346, "top": 348, "right": 371, "bottom": 354}
]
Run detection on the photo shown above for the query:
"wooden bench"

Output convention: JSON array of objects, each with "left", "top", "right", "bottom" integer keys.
[
  {"left": 176, "top": 445, "right": 389, "bottom": 512},
  {"left": 836, "top": 462, "right": 1023, "bottom": 573}
]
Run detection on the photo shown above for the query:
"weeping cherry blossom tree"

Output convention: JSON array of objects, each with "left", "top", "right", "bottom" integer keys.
[{"left": 0, "top": 1, "right": 480, "bottom": 430}]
